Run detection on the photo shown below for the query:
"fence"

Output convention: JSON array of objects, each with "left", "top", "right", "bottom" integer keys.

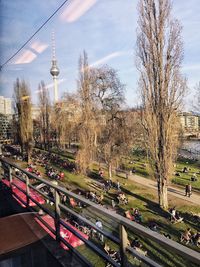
[{"left": 0, "top": 157, "right": 200, "bottom": 267}]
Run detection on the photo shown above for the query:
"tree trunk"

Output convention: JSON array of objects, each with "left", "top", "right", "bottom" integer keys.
[
  {"left": 94, "top": 132, "right": 97, "bottom": 147},
  {"left": 157, "top": 177, "right": 168, "bottom": 210},
  {"left": 108, "top": 162, "right": 112, "bottom": 178}
]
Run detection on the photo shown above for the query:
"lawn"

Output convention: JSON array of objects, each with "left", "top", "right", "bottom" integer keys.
[
  {"left": 13, "top": 148, "right": 200, "bottom": 267},
  {"left": 119, "top": 152, "right": 200, "bottom": 192}
]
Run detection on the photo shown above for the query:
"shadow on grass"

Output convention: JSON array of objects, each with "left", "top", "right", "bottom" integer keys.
[
  {"left": 140, "top": 234, "right": 194, "bottom": 267},
  {"left": 120, "top": 185, "right": 169, "bottom": 219}
]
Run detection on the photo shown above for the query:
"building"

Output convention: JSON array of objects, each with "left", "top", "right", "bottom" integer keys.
[
  {"left": 0, "top": 114, "right": 12, "bottom": 139},
  {"left": 179, "top": 112, "right": 199, "bottom": 131},
  {"left": 0, "top": 96, "right": 12, "bottom": 115}
]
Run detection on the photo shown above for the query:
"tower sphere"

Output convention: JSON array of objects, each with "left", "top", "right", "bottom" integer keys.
[{"left": 50, "top": 60, "right": 60, "bottom": 77}]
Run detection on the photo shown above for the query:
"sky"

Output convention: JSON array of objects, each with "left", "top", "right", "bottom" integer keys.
[{"left": 0, "top": 0, "right": 200, "bottom": 109}]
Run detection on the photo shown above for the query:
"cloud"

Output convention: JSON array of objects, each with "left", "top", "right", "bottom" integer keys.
[
  {"left": 13, "top": 49, "right": 37, "bottom": 64},
  {"left": 30, "top": 41, "right": 48, "bottom": 54},
  {"left": 90, "top": 51, "right": 127, "bottom": 67},
  {"left": 60, "top": 0, "right": 97, "bottom": 23}
]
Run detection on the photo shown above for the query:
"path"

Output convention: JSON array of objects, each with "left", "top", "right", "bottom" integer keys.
[{"left": 128, "top": 173, "right": 200, "bottom": 205}]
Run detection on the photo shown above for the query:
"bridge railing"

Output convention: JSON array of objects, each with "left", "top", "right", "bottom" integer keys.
[{"left": 0, "top": 157, "right": 200, "bottom": 267}]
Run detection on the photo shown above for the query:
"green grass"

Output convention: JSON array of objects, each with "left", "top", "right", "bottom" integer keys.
[
  {"left": 172, "top": 159, "right": 200, "bottom": 191},
  {"left": 16, "top": 149, "right": 200, "bottom": 266},
  {"left": 120, "top": 153, "right": 200, "bottom": 191}
]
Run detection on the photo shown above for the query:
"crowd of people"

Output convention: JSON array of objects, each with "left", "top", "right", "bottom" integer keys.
[{"left": 2, "top": 145, "right": 200, "bottom": 264}]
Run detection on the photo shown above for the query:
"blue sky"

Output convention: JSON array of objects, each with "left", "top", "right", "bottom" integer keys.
[{"left": 0, "top": 0, "right": 200, "bottom": 108}]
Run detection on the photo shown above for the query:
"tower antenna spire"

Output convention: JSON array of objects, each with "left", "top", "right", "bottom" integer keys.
[
  {"left": 51, "top": 30, "right": 56, "bottom": 60},
  {"left": 50, "top": 30, "right": 60, "bottom": 103}
]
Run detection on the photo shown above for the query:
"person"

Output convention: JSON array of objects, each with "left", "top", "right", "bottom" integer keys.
[
  {"left": 185, "top": 184, "right": 188, "bottom": 196},
  {"left": 125, "top": 210, "right": 134, "bottom": 221},
  {"left": 108, "top": 178, "right": 112, "bottom": 189},
  {"left": 90, "top": 191, "right": 96, "bottom": 202},
  {"left": 60, "top": 172, "right": 64, "bottom": 180},
  {"left": 182, "top": 166, "right": 188, "bottom": 173},
  {"left": 96, "top": 193, "right": 104, "bottom": 204},
  {"left": 188, "top": 183, "right": 192, "bottom": 197},
  {"left": 131, "top": 238, "right": 142, "bottom": 249},
  {"left": 133, "top": 208, "right": 142, "bottom": 223},
  {"left": 117, "top": 180, "right": 120, "bottom": 191},
  {"left": 180, "top": 228, "right": 192, "bottom": 244},
  {"left": 191, "top": 173, "right": 197, "bottom": 182},
  {"left": 175, "top": 211, "right": 183, "bottom": 223},
  {"left": 111, "top": 199, "right": 115, "bottom": 209},
  {"left": 149, "top": 221, "right": 158, "bottom": 232},
  {"left": 192, "top": 232, "right": 200, "bottom": 247},
  {"left": 95, "top": 219, "right": 104, "bottom": 242},
  {"left": 98, "top": 168, "right": 103, "bottom": 178},
  {"left": 170, "top": 207, "right": 177, "bottom": 222},
  {"left": 132, "top": 167, "right": 136, "bottom": 173},
  {"left": 117, "top": 193, "right": 128, "bottom": 205}
]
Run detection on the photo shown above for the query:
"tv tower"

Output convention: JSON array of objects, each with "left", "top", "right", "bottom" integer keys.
[{"left": 50, "top": 31, "right": 60, "bottom": 103}]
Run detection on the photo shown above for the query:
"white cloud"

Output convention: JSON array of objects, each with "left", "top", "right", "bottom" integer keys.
[
  {"left": 30, "top": 41, "right": 48, "bottom": 54},
  {"left": 60, "top": 0, "right": 97, "bottom": 23},
  {"left": 13, "top": 50, "right": 37, "bottom": 64}
]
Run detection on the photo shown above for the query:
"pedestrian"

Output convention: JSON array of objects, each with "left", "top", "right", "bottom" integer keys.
[
  {"left": 185, "top": 184, "right": 188, "bottom": 196},
  {"left": 188, "top": 183, "right": 192, "bottom": 197},
  {"left": 95, "top": 219, "right": 104, "bottom": 242},
  {"left": 117, "top": 180, "right": 120, "bottom": 191},
  {"left": 111, "top": 199, "right": 116, "bottom": 209}
]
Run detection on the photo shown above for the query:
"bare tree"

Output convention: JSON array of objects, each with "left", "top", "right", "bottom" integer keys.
[
  {"left": 76, "top": 51, "right": 96, "bottom": 174},
  {"left": 61, "top": 92, "right": 81, "bottom": 148},
  {"left": 90, "top": 66, "right": 126, "bottom": 178},
  {"left": 38, "top": 81, "right": 51, "bottom": 150},
  {"left": 13, "top": 78, "right": 33, "bottom": 162},
  {"left": 136, "top": 0, "right": 186, "bottom": 209}
]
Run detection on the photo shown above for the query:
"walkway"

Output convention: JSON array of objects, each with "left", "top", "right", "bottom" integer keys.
[{"left": 128, "top": 174, "right": 200, "bottom": 205}]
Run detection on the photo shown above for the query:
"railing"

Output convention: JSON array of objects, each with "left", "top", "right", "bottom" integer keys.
[{"left": 0, "top": 157, "right": 200, "bottom": 267}]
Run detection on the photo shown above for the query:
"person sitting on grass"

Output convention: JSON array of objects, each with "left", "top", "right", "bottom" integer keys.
[
  {"left": 131, "top": 238, "right": 142, "bottom": 249},
  {"left": 169, "top": 207, "right": 177, "bottom": 222},
  {"left": 132, "top": 208, "right": 142, "bottom": 223},
  {"left": 125, "top": 210, "right": 135, "bottom": 221},
  {"left": 180, "top": 228, "right": 192, "bottom": 244},
  {"left": 95, "top": 219, "right": 104, "bottom": 242},
  {"left": 131, "top": 238, "right": 147, "bottom": 256},
  {"left": 96, "top": 193, "right": 104, "bottom": 205},
  {"left": 163, "top": 233, "right": 171, "bottom": 239},
  {"left": 104, "top": 243, "right": 117, "bottom": 256},
  {"left": 117, "top": 193, "right": 128, "bottom": 205},
  {"left": 175, "top": 211, "right": 183, "bottom": 223},
  {"left": 89, "top": 191, "right": 96, "bottom": 202},
  {"left": 182, "top": 166, "right": 188, "bottom": 173},
  {"left": 191, "top": 173, "right": 197, "bottom": 182},
  {"left": 104, "top": 243, "right": 121, "bottom": 265},
  {"left": 192, "top": 232, "right": 200, "bottom": 247},
  {"left": 149, "top": 221, "right": 159, "bottom": 232}
]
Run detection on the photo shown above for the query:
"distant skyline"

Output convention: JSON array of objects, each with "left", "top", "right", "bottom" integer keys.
[{"left": 0, "top": 0, "right": 200, "bottom": 109}]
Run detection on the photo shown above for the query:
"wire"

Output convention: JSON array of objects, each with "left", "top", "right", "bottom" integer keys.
[{"left": 0, "top": 0, "right": 70, "bottom": 71}]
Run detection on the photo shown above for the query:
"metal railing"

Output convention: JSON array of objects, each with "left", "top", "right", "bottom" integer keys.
[{"left": 0, "top": 157, "right": 200, "bottom": 267}]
